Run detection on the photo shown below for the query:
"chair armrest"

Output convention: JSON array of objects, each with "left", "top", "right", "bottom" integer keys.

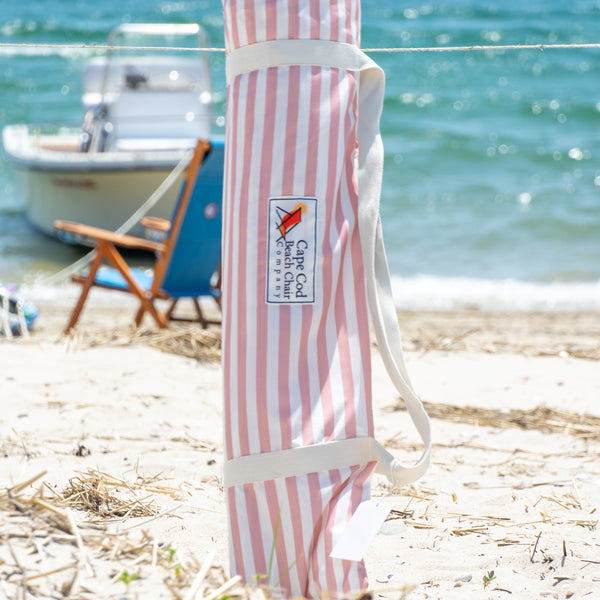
[
  {"left": 54, "top": 220, "right": 165, "bottom": 253},
  {"left": 140, "top": 216, "right": 170, "bottom": 242},
  {"left": 140, "top": 216, "right": 171, "bottom": 232}
]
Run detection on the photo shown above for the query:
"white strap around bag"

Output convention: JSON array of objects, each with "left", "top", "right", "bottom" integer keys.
[{"left": 224, "top": 39, "right": 432, "bottom": 489}]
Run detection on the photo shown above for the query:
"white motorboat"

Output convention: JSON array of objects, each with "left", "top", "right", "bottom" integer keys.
[{"left": 1, "top": 23, "right": 223, "bottom": 239}]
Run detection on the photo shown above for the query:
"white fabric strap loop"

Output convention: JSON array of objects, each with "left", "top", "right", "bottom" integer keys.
[
  {"left": 225, "top": 438, "right": 372, "bottom": 488},
  {"left": 225, "top": 38, "right": 431, "bottom": 489},
  {"left": 226, "top": 39, "right": 369, "bottom": 84},
  {"left": 224, "top": 437, "right": 420, "bottom": 489}
]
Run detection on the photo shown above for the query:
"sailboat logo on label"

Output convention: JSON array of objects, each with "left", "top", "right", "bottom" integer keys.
[{"left": 275, "top": 205, "right": 303, "bottom": 240}]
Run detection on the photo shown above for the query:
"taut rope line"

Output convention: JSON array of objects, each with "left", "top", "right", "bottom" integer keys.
[{"left": 0, "top": 42, "right": 599, "bottom": 54}]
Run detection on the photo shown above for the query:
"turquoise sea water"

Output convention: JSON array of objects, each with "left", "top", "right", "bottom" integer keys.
[{"left": 0, "top": 0, "right": 599, "bottom": 310}]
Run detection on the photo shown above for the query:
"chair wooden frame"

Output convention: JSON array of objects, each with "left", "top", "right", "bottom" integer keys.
[{"left": 54, "top": 138, "right": 214, "bottom": 334}]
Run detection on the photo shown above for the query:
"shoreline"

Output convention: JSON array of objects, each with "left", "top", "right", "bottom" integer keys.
[{"left": 1, "top": 295, "right": 600, "bottom": 599}]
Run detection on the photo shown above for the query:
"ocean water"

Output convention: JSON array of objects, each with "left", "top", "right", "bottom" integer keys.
[{"left": 1, "top": 0, "right": 599, "bottom": 310}]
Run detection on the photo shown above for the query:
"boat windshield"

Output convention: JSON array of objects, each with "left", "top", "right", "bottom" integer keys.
[
  {"left": 79, "top": 23, "right": 214, "bottom": 151},
  {"left": 83, "top": 23, "right": 211, "bottom": 100}
]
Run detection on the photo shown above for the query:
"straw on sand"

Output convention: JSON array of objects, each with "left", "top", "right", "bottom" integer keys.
[
  {"left": 59, "top": 467, "right": 186, "bottom": 520},
  {"left": 392, "top": 400, "right": 600, "bottom": 438},
  {"left": 0, "top": 469, "right": 250, "bottom": 599},
  {"left": 64, "top": 324, "right": 222, "bottom": 362}
]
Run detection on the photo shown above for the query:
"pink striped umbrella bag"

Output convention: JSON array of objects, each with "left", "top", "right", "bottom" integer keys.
[{"left": 221, "top": 1, "right": 431, "bottom": 597}]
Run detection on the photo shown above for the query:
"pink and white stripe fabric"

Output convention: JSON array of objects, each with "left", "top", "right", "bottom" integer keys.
[{"left": 221, "top": 1, "right": 430, "bottom": 597}]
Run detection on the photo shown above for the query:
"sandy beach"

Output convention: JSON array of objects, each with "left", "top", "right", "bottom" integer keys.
[{"left": 1, "top": 287, "right": 600, "bottom": 599}]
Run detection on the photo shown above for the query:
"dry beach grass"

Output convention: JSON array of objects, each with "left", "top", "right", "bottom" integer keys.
[{"left": 1, "top": 289, "right": 599, "bottom": 599}]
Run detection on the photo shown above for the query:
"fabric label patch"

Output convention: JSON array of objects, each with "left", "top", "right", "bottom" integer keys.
[{"left": 266, "top": 196, "right": 317, "bottom": 304}]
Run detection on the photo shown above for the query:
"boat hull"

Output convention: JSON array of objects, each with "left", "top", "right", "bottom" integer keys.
[
  {"left": 18, "top": 164, "right": 184, "bottom": 237},
  {"left": 1, "top": 125, "right": 214, "bottom": 240}
]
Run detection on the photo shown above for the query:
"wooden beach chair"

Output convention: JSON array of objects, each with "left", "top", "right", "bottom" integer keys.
[{"left": 54, "top": 138, "right": 223, "bottom": 334}]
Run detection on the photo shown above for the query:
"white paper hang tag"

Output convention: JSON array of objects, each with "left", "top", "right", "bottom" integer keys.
[{"left": 329, "top": 499, "right": 393, "bottom": 562}]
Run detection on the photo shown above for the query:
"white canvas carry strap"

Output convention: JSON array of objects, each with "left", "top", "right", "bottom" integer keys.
[
  {"left": 224, "top": 436, "right": 423, "bottom": 488},
  {"left": 226, "top": 39, "right": 373, "bottom": 85},
  {"left": 225, "top": 39, "right": 431, "bottom": 488}
]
